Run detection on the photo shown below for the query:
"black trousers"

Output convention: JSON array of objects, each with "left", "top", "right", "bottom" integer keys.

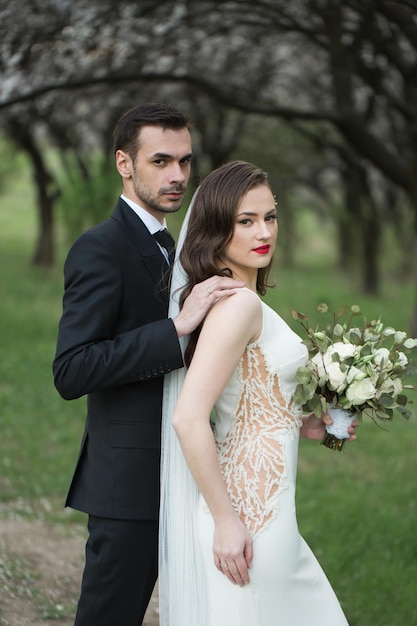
[{"left": 74, "top": 516, "right": 158, "bottom": 626}]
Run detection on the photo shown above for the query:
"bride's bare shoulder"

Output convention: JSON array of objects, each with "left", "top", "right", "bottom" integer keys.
[
  {"left": 214, "top": 286, "right": 260, "bottom": 311},
  {"left": 206, "top": 288, "right": 262, "bottom": 333},
  {"left": 198, "top": 287, "right": 262, "bottom": 345}
]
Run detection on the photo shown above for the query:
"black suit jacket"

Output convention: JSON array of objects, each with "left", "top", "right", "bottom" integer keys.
[{"left": 53, "top": 198, "right": 183, "bottom": 520}]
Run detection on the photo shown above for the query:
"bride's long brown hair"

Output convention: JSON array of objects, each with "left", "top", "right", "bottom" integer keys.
[{"left": 179, "top": 160, "right": 275, "bottom": 366}]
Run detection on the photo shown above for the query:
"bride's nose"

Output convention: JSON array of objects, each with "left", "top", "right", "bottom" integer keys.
[{"left": 256, "top": 221, "right": 271, "bottom": 240}]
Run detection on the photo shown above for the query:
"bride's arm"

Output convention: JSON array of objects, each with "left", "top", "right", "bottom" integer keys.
[{"left": 172, "top": 291, "right": 261, "bottom": 587}]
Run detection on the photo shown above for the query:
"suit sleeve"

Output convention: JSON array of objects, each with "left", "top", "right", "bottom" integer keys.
[{"left": 52, "top": 229, "right": 183, "bottom": 400}]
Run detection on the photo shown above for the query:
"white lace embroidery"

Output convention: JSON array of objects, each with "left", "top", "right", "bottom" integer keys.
[{"left": 216, "top": 344, "right": 302, "bottom": 538}]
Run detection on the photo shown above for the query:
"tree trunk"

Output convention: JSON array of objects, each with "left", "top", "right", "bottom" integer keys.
[
  {"left": 340, "top": 159, "right": 381, "bottom": 295},
  {"left": 336, "top": 214, "right": 356, "bottom": 273},
  {"left": 31, "top": 168, "right": 55, "bottom": 266},
  {"left": 360, "top": 201, "right": 380, "bottom": 296},
  {"left": 7, "top": 117, "right": 57, "bottom": 266}
]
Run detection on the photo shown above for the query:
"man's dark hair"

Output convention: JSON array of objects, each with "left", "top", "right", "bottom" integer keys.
[{"left": 113, "top": 102, "right": 190, "bottom": 160}]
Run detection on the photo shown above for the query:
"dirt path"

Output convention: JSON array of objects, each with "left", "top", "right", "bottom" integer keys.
[{"left": 0, "top": 511, "right": 159, "bottom": 626}]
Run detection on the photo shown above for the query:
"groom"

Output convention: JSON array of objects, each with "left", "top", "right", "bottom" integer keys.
[{"left": 53, "top": 103, "right": 243, "bottom": 625}]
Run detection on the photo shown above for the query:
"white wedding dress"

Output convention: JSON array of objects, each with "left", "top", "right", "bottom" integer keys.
[
  {"left": 194, "top": 296, "right": 349, "bottom": 625},
  {"left": 159, "top": 200, "right": 349, "bottom": 625}
]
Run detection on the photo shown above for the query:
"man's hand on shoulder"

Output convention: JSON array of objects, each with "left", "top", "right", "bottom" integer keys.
[{"left": 173, "top": 276, "right": 244, "bottom": 338}]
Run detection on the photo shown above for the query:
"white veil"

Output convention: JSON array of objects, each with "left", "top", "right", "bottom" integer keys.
[{"left": 159, "top": 191, "right": 207, "bottom": 626}]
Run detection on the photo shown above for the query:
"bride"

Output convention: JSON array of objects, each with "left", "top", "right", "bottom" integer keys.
[{"left": 159, "top": 160, "right": 356, "bottom": 625}]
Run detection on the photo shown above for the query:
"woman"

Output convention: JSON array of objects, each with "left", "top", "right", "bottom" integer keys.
[{"left": 159, "top": 161, "right": 355, "bottom": 625}]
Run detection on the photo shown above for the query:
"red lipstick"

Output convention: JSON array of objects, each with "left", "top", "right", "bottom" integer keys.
[{"left": 253, "top": 245, "right": 271, "bottom": 254}]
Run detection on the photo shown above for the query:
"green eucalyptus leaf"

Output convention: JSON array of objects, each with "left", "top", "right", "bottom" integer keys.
[
  {"left": 295, "top": 366, "right": 313, "bottom": 384},
  {"left": 349, "top": 332, "right": 362, "bottom": 345},
  {"left": 313, "top": 403, "right": 324, "bottom": 418},
  {"left": 375, "top": 408, "right": 393, "bottom": 420},
  {"left": 377, "top": 394, "right": 395, "bottom": 407},
  {"left": 396, "top": 406, "right": 411, "bottom": 419},
  {"left": 396, "top": 394, "right": 408, "bottom": 406}
]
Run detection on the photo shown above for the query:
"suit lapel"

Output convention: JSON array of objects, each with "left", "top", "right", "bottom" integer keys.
[{"left": 111, "top": 199, "right": 171, "bottom": 304}]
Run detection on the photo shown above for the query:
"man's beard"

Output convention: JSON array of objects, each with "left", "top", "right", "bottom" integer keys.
[{"left": 132, "top": 177, "right": 185, "bottom": 214}]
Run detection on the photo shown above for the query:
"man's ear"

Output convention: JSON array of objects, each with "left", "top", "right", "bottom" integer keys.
[{"left": 115, "top": 150, "right": 132, "bottom": 179}]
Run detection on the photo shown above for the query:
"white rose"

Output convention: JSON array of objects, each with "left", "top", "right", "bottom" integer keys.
[
  {"left": 329, "top": 342, "right": 357, "bottom": 360},
  {"left": 366, "top": 365, "right": 381, "bottom": 385},
  {"left": 379, "top": 377, "right": 403, "bottom": 398},
  {"left": 311, "top": 351, "right": 333, "bottom": 379},
  {"left": 373, "top": 347, "right": 393, "bottom": 370},
  {"left": 326, "top": 361, "right": 348, "bottom": 393},
  {"left": 346, "top": 378, "right": 376, "bottom": 405},
  {"left": 394, "top": 351, "right": 408, "bottom": 368},
  {"left": 346, "top": 365, "right": 367, "bottom": 384},
  {"left": 394, "top": 331, "right": 407, "bottom": 344}
]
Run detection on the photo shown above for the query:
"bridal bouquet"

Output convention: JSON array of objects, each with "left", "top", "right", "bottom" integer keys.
[{"left": 292, "top": 304, "right": 417, "bottom": 451}]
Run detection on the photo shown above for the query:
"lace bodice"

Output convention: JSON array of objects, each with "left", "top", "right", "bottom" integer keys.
[{"left": 214, "top": 299, "right": 308, "bottom": 537}]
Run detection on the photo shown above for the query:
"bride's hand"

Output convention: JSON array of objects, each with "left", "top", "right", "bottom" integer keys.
[
  {"left": 213, "top": 515, "right": 253, "bottom": 586},
  {"left": 300, "top": 412, "right": 358, "bottom": 441}
]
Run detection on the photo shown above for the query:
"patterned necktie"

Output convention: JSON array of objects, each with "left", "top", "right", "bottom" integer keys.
[{"left": 153, "top": 228, "right": 175, "bottom": 264}]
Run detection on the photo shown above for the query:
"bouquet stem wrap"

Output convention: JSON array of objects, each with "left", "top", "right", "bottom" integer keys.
[{"left": 321, "top": 406, "right": 356, "bottom": 452}]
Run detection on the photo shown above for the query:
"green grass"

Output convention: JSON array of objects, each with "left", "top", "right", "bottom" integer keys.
[
  {"left": 0, "top": 167, "right": 416, "bottom": 625},
  {"left": 0, "top": 168, "right": 86, "bottom": 508}
]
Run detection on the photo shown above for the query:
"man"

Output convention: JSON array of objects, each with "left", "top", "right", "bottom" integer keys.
[{"left": 53, "top": 103, "right": 243, "bottom": 626}]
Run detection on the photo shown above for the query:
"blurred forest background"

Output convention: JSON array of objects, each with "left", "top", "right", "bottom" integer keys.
[
  {"left": 1, "top": 0, "right": 417, "bottom": 315},
  {"left": 0, "top": 1, "right": 417, "bottom": 624}
]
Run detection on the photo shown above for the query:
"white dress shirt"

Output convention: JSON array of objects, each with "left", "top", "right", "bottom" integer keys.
[{"left": 121, "top": 194, "right": 169, "bottom": 262}]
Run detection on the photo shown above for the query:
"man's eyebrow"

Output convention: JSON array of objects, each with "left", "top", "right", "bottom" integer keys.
[{"left": 152, "top": 152, "right": 193, "bottom": 160}]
